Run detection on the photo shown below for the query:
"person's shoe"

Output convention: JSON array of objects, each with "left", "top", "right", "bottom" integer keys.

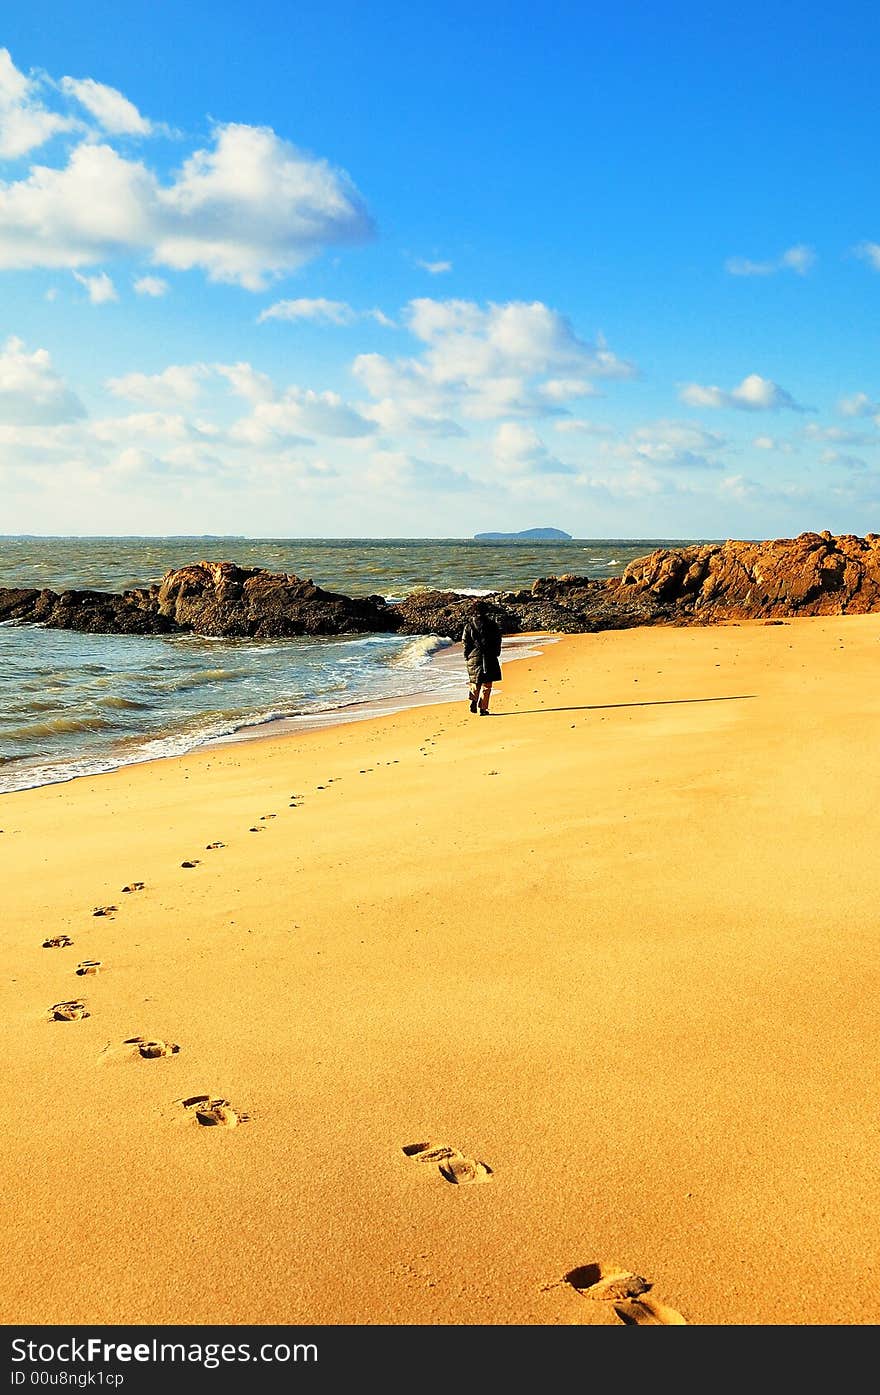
[{"left": 479, "top": 706, "right": 489, "bottom": 716}]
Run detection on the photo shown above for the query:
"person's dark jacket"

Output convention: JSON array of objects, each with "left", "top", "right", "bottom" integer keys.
[{"left": 462, "top": 613, "right": 502, "bottom": 684}]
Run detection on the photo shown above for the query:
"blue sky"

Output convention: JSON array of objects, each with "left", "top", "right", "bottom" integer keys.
[{"left": 2, "top": 1, "right": 880, "bottom": 537}]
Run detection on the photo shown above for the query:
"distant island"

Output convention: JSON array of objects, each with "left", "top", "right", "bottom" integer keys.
[{"left": 473, "top": 527, "right": 573, "bottom": 542}]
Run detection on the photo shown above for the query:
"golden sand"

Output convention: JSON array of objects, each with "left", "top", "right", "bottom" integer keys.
[{"left": 2, "top": 615, "right": 880, "bottom": 1325}]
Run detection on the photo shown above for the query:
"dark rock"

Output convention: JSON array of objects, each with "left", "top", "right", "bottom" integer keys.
[
  {"left": 391, "top": 590, "right": 486, "bottom": 639},
  {"left": 150, "top": 561, "right": 396, "bottom": 638},
  {"left": 0, "top": 561, "right": 395, "bottom": 639},
  {"left": 0, "top": 584, "right": 177, "bottom": 634}
]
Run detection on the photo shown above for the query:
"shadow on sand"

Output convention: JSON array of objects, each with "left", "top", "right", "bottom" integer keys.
[{"left": 493, "top": 695, "right": 756, "bottom": 717}]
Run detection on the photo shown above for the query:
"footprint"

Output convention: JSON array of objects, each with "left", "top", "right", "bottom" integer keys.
[
  {"left": 402, "top": 1141, "right": 492, "bottom": 1183},
  {"left": 180, "top": 860, "right": 200, "bottom": 868},
  {"left": 248, "top": 826, "right": 264, "bottom": 833},
  {"left": 205, "top": 842, "right": 225, "bottom": 850},
  {"left": 197, "top": 1101, "right": 242, "bottom": 1127},
  {"left": 50, "top": 1000, "right": 89, "bottom": 1021},
  {"left": 259, "top": 813, "right": 277, "bottom": 820},
  {"left": 122, "top": 882, "right": 145, "bottom": 893},
  {"left": 565, "top": 1262, "right": 651, "bottom": 1302},
  {"left": 126, "top": 1036, "right": 179, "bottom": 1059},
  {"left": 614, "top": 1297, "right": 687, "bottom": 1325},
  {"left": 438, "top": 1158, "right": 493, "bottom": 1185},
  {"left": 92, "top": 905, "right": 117, "bottom": 917},
  {"left": 43, "top": 935, "right": 74, "bottom": 949},
  {"left": 181, "top": 1095, "right": 248, "bottom": 1128},
  {"left": 75, "top": 959, "right": 102, "bottom": 976},
  {"left": 403, "top": 1142, "right": 463, "bottom": 1163}
]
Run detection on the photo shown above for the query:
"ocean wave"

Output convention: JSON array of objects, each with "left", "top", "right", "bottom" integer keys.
[
  {"left": 165, "top": 668, "right": 242, "bottom": 691},
  {"left": 6, "top": 713, "right": 116, "bottom": 739},
  {"left": 96, "top": 695, "right": 148, "bottom": 710},
  {"left": 387, "top": 634, "right": 454, "bottom": 669}
]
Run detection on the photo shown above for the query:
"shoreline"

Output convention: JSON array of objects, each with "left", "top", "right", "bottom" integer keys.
[
  {"left": 3, "top": 613, "right": 880, "bottom": 1325},
  {"left": 0, "top": 630, "right": 556, "bottom": 795},
  {"left": 203, "top": 630, "right": 556, "bottom": 750}
]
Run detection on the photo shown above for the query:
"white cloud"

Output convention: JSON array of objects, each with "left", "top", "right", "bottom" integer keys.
[
  {"left": 0, "top": 48, "right": 76, "bottom": 159},
  {"left": 553, "top": 418, "right": 613, "bottom": 436},
  {"left": 353, "top": 298, "right": 635, "bottom": 430},
  {"left": 753, "top": 434, "right": 794, "bottom": 453},
  {"left": 781, "top": 245, "right": 816, "bottom": 275},
  {"left": 59, "top": 76, "right": 151, "bottom": 136},
  {"left": 804, "top": 421, "right": 877, "bottom": 444},
  {"left": 571, "top": 419, "right": 725, "bottom": 478},
  {"left": 89, "top": 411, "right": 218, "bottom": 445},
  {"left": 362, "top": 397, "right": 466, "bottom": 438},
  {"left": 213, "top": 361, "right": 276, "bottom": 404},
  {"left": 257, "top": 296, "right": 392, "bottom": 326},
  {"left": 110, "top": 445, "right": 167, "bottom": 476},
  {"left": 155, "top": 124, "right": 373, "bottom": 288},
  {"left": 0, "top": 335, "right": 85, "bottom": 424},
  {"left": 416, "top": 258, "right": 452, "bottom": 275},
  {"left": 230, "top": 387, "right": 375, "bottom": 443},
  {"left": 540, "top": 377, "right": 600, "bottom": 403},
  {"left": 679, "top": 373, "right": 808, "bottom": 413},
  {"left": 367, "top": 449, "right": 475, "bottom": 491},
  {"left": 570, "top": 465, "right": 671, "bottom": 501},
  {"left": 820, "top": 449, "right": 868, "bottom": 471},
  {"left": 0, "top": 142, "right": 157, "bottom": 269},
  {"left": 837, "top": 391, "right": 880, "bottom": 418},
  {"left": 719, "top": 474, "right": 759, "bottom": 501},
  {"left": 492, "top": 421, "right": 576, "bottom": 475},
  {"left": 406, "top": 300, "right": 634, "bottom": 382},
  {"left": 0, "top": 122, "right": 372, "bottom": 288},
  {"left": 725, "top": 244, "right": 816, "bottom": 277},
  {"left": 628, "top": 419, "right": 725, "bottom": 469},
  {"left": 855, "top": 242, "right": 880, "bottom": 271},
  {"left": 631, "top": 419, "right": 724, "bottom": 452},
  {"left": 133, "top": 274, "right": 168, "bottom": 297},
  {"left": 106, "top": 363, "right": 208, "bottom": 405},
  {"left": 73, "top": 269, "right": 117, "bottom": 303}
]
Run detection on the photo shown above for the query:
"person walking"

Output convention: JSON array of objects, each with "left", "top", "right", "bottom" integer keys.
[{"left": 461, "top": 600, "right": 502, "bottom": 715}]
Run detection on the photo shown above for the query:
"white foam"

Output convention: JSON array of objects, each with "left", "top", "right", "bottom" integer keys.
[{"left": 388, "top": 634, "right": 454, "bottom": 668}]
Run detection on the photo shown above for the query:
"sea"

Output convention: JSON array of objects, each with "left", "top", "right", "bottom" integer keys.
[{"left": 0, "top": 536, "right": 702, "bottom": 794}]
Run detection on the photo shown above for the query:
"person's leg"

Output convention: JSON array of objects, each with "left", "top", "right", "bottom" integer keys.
[
  {"left": 478, "top": 681, "right": 492, "bottom": 713},
  {"left": 468, "top": 685, "right": 478, "bottom": 711}
]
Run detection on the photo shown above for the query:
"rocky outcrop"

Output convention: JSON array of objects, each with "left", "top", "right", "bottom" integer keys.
[
  {"left": 4, "top": 533, "right": 880, "bottom": 640},
  {"left": 391, "top": 574, "right": 669, "bottom": 638},
  {"left": 614, "top": 530, "right": 880, "bottom": 620},
  {"left": 0, "top": 585, "right": 177, "bottom": 634},
  {"left": 0, "top": 562, "right": 394, "bottom": 638},
  {"left": 148, "top": 561, "right": 394, "bottom": 637}
]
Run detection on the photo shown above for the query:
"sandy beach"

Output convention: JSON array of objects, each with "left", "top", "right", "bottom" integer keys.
[{"left": 3, "top": 614, "right": 880, "bottom": 1327}]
